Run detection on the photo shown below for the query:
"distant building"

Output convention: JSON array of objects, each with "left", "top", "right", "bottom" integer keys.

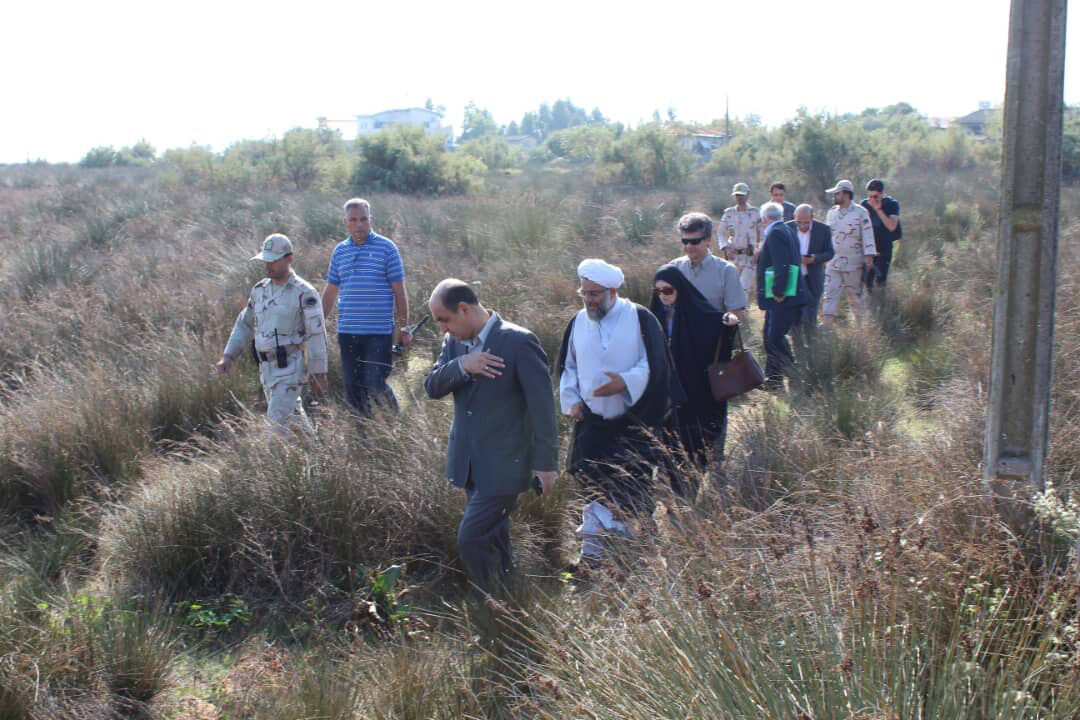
[
  {"left": 504, "top": 134, "right": 539, "bottom": 152},
  {"left": 354, "top": 108, "right": 452, "bottom": 143},
  {"left": 954, "top": 102, "right": 996, "bottom": 135},
  {"left": 663, "top": 126, "right": 730, "bottom": 158}
]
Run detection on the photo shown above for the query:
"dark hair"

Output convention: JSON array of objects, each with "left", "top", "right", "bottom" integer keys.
[
  {"left": 676, "top": 212, "right": 713, "bottom": 239},
  {"left": 770, "top": 182, "right": 786, "bottom": 193},
  {"left": 866, "top": 179, "right": 884, "bottom": 193},
  {"left": 439, "top": 282, "right": 479, "bottom": 310}
]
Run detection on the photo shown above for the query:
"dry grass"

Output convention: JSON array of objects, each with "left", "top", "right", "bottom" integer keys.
[{"left": 3, "top": 162, "right": 1080, "bottom": 718}]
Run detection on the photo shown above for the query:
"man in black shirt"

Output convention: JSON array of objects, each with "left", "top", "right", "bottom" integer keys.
[{"left": 860, "top": 178, "right": 902, "bottom": 291}]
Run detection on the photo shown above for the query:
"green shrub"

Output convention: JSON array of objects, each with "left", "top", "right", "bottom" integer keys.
[
  {"left": 351, "top": 125, "right": 482, "bottom": 195},
  {"left": 460, "top": 135, "right": 520, "bottom": 171},
  {"left": 782, "top": 110, "right": 887, "bottom": 202},
  {"left": 79, "top": 146, "right": 118, "bottom": 168},
  {"left": 543, "top": 125, "right": 616, "bottom": 162},
  {"left": 604, "top": 124, "right": 692, "bottom": 187}
]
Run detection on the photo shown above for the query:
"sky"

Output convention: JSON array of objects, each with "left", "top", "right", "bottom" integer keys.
[{"left": 3, "top": 0, "right": 1078, "bottom": 164}]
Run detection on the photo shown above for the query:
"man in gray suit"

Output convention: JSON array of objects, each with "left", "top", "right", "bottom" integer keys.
[
  {"left": 424, "top": 279, "right": 559, "bottom": 596},
  {"left": 786, "top": 204, "right": 835, "bottom": 332}
]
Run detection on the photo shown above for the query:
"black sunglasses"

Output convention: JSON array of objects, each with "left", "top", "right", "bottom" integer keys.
[
  {"left": 653, "top": 286, "right": 676, "bottom": 296},
  {"left": 681, "top": 235, "right": 708, "bottom": 245}
]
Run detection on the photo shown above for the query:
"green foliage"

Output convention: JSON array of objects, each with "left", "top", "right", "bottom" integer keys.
[
  {"left": 459, "top": 134, "right": 520, "bottom": 171},
  {"left": 178, "top": 593, "right": 251, "bottom": 629},
  {"left": 514, "top": 98, "right": 599, "bottom": 139},
  {"left": 620, "top": 206, "right": 660, "bottom": 244},
  {"left": 1062, "top": 106, "right": 1080, "bottom": 182},
  {"left": 782, "top": 109, "right": 885, "bottom": 201},
  {"left": 703, "top": 127, "right": 774, "bottom": 176},
  {"left": 115, "top": 139, "right": 156, "bottom": 167},
  {"left": 280, "top": 128, "right": 324, "bottom": 190},
  {"left": 80, "top": 141, "right": 156, "bottom": 168},
  {"left": 603, "top": 123, "right": 692, "bottom": 187},
  {"left": 541, "top": 125, "right": 616, "bottom": 162},
  {"left": 351, "top": 564, "right": 413, "bottom": 636},
  {"left": 79, "top": 145, "right": 118, "bottom": 168},
  {"left": 352, "top": 125, "right": 482, "bottom": 195},
  {"left": 161, "top": 144, "right": 219, "bottom": 185},
  {"left": 460, "top": 101, "right": 498, "bottom": 142}
]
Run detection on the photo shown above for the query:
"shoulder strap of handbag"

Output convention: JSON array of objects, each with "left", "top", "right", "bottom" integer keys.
[{"left": 713, "top": 325, "right": 743, "bottom": 364}]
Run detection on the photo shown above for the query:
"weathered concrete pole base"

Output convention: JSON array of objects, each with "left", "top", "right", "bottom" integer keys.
[{"left": 983, "top": 0, "right": 1067, "bottom": 540}]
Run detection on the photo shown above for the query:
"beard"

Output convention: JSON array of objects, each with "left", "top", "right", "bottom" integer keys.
[{"left": 586, "top": 292, "right": 616, "bottom": 321}]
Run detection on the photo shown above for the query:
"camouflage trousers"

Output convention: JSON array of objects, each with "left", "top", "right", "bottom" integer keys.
[
  {"left": 822, "top": 258, "right": 866, "bottom": 318},
  {"left": 259, "top": 356, "right": 313, "bottom": 435},
  {"left": 733, "top": 254, "right": 756, "bottom": 296}
]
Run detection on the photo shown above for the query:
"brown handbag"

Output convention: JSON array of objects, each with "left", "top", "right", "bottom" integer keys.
[{"left": 707, "top": 326, "right": 764, "bottom": 402}]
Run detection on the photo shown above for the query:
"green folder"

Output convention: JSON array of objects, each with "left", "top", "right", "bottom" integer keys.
[{"left": 764, "top": 265, "right": 799, "bottom": 297}]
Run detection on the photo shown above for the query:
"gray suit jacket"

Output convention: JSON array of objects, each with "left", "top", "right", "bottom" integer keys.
[
  {"left": 424, "top": 313, "right": 559, "bottom": 497},
  {"left": 785, "top": 219, "right": 835, "bottom": 300}
]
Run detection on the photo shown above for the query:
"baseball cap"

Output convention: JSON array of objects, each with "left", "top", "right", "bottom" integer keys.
[
  {"left": 731, "top": 182, "right": 750, "bottom": 196},
  {"left": 251, "top": 233, "right": 293, "bottom": 261},
  {"left": 825, "top": 180, "right": 855, "bottom": 194}
]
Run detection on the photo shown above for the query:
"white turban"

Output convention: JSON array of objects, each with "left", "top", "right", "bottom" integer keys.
[{"left": 577, "top": 258, "right": 624, "bottom": 289}]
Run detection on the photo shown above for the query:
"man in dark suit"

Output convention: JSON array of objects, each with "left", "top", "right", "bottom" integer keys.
[
  {"left": 769, "top": 181, "right": 797, "bottom": 222},
  {"left": 424, "top": 279, "right": 559, "bottom": 596},
  {"left": 756, "top": 202, "right": 811, "bottom": 391},
  {"left": 786, "top": 203, "right": 835, "bottom": 332}
]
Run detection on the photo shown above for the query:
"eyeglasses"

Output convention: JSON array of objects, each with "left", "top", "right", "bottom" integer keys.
[
  {"left": 576, "top": 288, "right": 608, "bottom": 300},
  {"left": 681, "top": 235, "right": 708, "bottom": 245},
  {"left": 653, "top": 287, "right": 676, "bottom": 296}
]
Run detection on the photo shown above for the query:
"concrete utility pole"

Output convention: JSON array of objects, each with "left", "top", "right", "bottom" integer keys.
[{"left": 983, "top": 0, "right": 1067, "bottom": 505}]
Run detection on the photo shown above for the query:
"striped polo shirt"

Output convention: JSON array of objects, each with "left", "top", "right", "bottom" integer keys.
[{"left": 326, "top": 231, "right": 404, "bottom": 335}]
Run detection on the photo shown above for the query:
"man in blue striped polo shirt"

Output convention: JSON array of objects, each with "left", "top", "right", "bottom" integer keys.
[{"left": 321, "top": 198, "right": 411, "bottom": 415}]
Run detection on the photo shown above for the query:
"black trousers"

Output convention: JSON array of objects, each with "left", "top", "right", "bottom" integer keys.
[
  {"left": 864, "top": 240, "right": 894, "bottom": 290},
  {"left": 569, "top": 410, "right": 657, "bottom": 516},
  {"left": 763, "top": 303, "right": 804, "bottom": 389}
]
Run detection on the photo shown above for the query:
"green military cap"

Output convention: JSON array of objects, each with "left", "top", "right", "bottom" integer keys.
[{"left": 731, "top": 182, "right": 750, "bottom": 196}]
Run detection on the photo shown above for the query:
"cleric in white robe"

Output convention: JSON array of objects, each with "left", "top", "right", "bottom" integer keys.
[
  {"left": 557, "top": 259, "right": 684, "bottom": 559},
  {"left": 559, "top": 259, "right": 651, "bottom": 420}
]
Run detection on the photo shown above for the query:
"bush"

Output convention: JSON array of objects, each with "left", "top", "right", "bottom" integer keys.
[
  {"left": 782, "top": 110, "right": 886, "bottom": 202},
  {"left": 543, "top": 125, "right": 616, "bottom": 162},
  {"left": 604, "top": 124, "right": 692, "bottom": 187},
  {"left": 79, "top": 146, "right": 118, "bottom": 168},
  {"left": 460, "top": 135, "right": 520, "bottom": 171},
  {"left": 281, "top": 127, "right": 341, "bottom": 190},
  {"left": 98, "top": 407, "right": 546, "bottom": 603},
  {"left": 351, "top": 125, "right": 483, "bottom": 195}
]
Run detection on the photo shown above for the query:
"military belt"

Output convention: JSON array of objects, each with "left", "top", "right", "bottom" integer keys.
[{"left": 257, "top": 345, "right": 302, "bottom": 363}]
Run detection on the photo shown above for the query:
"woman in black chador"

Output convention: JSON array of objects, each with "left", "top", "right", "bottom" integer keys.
[{"left": 649, "top": 264, "right": 739, "bottom": 472}]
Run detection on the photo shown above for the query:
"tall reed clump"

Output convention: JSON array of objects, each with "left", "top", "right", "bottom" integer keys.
[
  {"left": 0, "top": 532, "right": 181, "bottom": 720},
  {"left": 517, "top": 573, "right": 1080, "bottom": 719},
  {"left": 98, "top": 404, "right": 549, "bottom": 608},
  {"left": 501, "top": 459, "right": 1080, "bottom": 720},
  {"left": 0, "top": 340, "right": 254, "bottom": 519},
  {"left": 196, "top": 639, "right": 481, "bottom": 720}
]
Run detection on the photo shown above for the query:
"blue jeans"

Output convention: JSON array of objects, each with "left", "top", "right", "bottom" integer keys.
[{"left": 338, "top": 333, "right": 396, "bottom": 416}]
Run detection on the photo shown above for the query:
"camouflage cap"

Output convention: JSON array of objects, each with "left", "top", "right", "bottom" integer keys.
[
  {"left": 251, "top": 233, "right": 293, "bottom": 262},
  {"left": 825, "top": 179, "right": 855, "bottom": 195},
  {"left": 731, "top": 182, "right": 750, "bottom": 196}
]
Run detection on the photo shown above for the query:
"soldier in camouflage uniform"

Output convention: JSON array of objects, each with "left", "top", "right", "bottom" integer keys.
[
  {"left": 822, "top": 180, "right": 876, "bottom": 323},
  {"left": 217, "top": 233, "right": 328, "bottom": 433},
  {"left": 716, "top": 182, "right": 762, "bottom": 295}
]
